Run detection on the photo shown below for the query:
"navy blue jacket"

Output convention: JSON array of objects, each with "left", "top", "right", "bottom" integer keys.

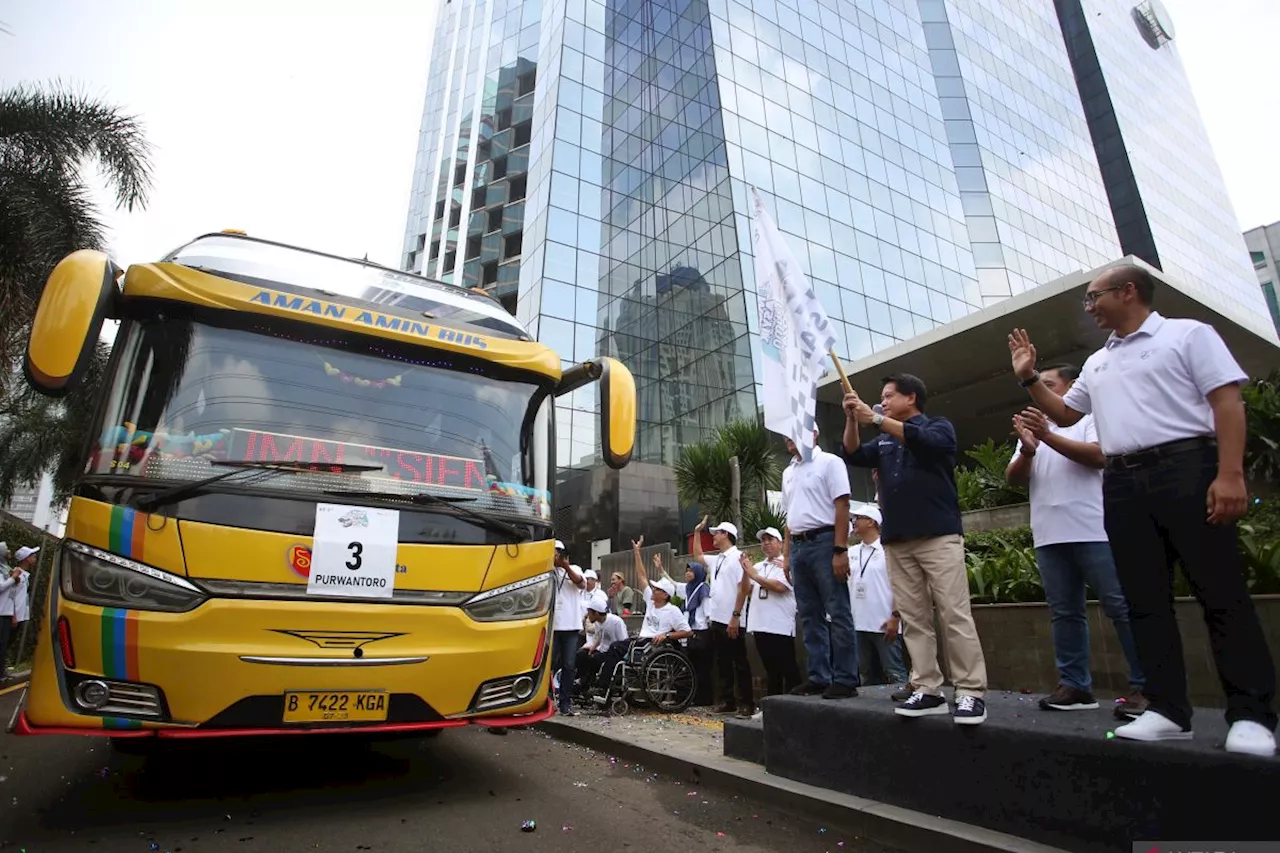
[{"left": 839, "top": 414, "right": 963, "bottom": 543}]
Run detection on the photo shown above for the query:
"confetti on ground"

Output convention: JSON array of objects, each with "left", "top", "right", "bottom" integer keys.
[
  {"left": 520, "top": 820, "right": 537, "bottom": 832},
  {"left": 1106, "top": 732, "right": 1116, "bottom": 739}
]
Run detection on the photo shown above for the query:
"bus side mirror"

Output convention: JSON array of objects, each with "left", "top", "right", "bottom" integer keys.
[
  {"left": 597, "top": 357, "right": 635, "bottom": 469},
  {"left": 24, "top": 250, "right": 119, "bottom": 397}
]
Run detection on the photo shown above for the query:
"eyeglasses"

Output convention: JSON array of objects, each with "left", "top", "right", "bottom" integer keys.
[{"left": 1082, "top": 285, "right": 1124, "bottom": 308}]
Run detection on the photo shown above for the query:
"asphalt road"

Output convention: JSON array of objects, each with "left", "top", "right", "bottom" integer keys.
[{"left": 0, "top": 689, "right": 900, "bottom": 853}]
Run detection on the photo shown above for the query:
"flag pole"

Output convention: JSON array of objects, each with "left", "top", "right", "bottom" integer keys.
[{"left": 829, "top": 348, "right": 854, "bottom": 395}]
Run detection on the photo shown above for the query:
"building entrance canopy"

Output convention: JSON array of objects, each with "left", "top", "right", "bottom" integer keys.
[{"left": 816, "top": 258, "right": 1280, "bottom": 454}]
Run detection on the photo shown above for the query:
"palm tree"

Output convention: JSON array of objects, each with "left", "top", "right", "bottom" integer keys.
[
  {"left": 0, "top": 82, "right": 152, "bottom": 365},
  {"left": 674, "top": 416, "right": 786, "bottom": 525},
  {"left": 0, "top": 83, "right": 151, "bottom": 502},
  {"left": 0, "top": 341, "right": 111, "bottom": 503}
]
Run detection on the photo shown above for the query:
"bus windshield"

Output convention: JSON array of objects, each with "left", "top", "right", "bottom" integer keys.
[{"left": 89, "top": 317, "right": 553, "bottom": 524}]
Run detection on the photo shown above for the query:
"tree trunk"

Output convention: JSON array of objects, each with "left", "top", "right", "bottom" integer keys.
[{"left": 729, "top": 456, "right": 742, "bottom": 539}]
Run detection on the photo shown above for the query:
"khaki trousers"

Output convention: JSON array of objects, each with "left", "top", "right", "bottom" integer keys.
[{"left": 885, "top": 534, "right": 987, "bottom": 697}]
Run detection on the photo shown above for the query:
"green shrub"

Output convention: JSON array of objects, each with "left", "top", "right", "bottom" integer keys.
[
  {"left": 957, "top": 439, "right": 1027, "bottom": 512},
  {"left": 963, "top": 526, "right": 1042, "bottom": 604}
]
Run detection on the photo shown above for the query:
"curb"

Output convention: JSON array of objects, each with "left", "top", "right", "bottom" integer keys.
[{"left": 537, "top": 718, "right": 1070, "bottom": 853}]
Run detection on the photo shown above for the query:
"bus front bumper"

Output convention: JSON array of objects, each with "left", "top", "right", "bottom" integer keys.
[{"left": 11, "top": 698, "right": 553, "bottom": 739}]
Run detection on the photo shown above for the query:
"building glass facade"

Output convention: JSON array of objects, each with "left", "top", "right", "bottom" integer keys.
[
  {"left": 1244, "top": 220, "right": 1280, "bottom": 335},
  {"left": 402, "top": 0, "right": 1267, "bottom": 550},
  {"left": 1057, "top": 0, "right": 1275, "bottom": 342}
]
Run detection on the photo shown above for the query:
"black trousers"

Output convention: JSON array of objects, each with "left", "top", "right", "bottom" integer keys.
[
  {"left": 1103, "top": 445, "right": 1276, "bottom": 730},
  {"left": 711, "top": 621, "right": 754, "bottom": 708},
  {"left": 0, "top": 617, "right": 10, "bottom": 679},
  {"left": 687, "top": 629, "right": 714, "bottom": 706},
  {"left": 753, "top": 631, "right": 801, "bottom": 696}
]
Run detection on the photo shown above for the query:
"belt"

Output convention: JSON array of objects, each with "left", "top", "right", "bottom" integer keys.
[
  {"left": 790, "top": 525, "right": 835, "bottom": 542},
  {"left": 1105, "top": 436, "right": 1216, "bottom": 472}
]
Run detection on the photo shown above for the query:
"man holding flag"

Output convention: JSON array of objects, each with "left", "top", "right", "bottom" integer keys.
[{"left": 752, "top": 189, "right": 858, "bottom": 699}]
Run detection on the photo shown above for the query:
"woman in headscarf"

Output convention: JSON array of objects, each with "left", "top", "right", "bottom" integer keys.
[{"left": 684, "top": 560, "right": 713, "bottom": 706}]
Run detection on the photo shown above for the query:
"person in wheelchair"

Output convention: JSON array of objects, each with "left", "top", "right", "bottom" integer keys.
[
  {"left": 610, "top": 544, "right": 693, "bottom": 667},
  {"left": 577, "top": 598, "right": 629, "bottom": 694}
]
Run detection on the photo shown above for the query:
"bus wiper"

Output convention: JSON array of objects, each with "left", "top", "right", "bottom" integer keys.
[
  {"left": 133, "top": 461, "right": 384, "bottom": 512},
  {"left": 321, "top": 488, "right": 527, "bottom": 540}
]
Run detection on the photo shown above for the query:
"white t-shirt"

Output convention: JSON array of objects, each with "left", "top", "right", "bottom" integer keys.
[
  {"left": 782, "top": 447, "right": 852, "bottom": 533},
  {"left": 1061, "top": 313, "right": 1247, "bottom": 456},
  {"left": 850, "top": 538, "right": 894, "bottom": 632},
  {"left": 552, "top": 567, "right": 584, "bottom": 631},
  {"left": 588, "top": 613, "right": 629, "bottom": 652},
  {"left": 746, "top": 559, "right": 796, "bottom": 637},
  {"left": 1010, "top": 414, "right": 1106, "bottom": 547},
  {"left": 640, "top": 586, "right": 692, "bottom": 639},
  {"left": 0, "top": 568, "right": 15, "bottom": 617},
  {"left": 12, "top": 570, "right": 29, "bottom": 622},
  {"left": 705, "top": 546, "right": 744, "bottom": 626}
]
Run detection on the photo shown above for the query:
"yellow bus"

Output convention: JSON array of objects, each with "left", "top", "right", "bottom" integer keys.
[{"left": 10, "top": 232, "right": 634, "bottom": 748}]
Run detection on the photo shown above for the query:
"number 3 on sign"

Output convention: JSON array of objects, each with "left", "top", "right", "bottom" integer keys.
[{"left": 307, "top": 503, "right": 400, "bottom": 599}]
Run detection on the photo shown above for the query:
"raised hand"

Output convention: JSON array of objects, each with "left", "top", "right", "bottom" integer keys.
[
  {"left": 1012, "top": 416, "right": 1039, "bottom": 454},
  {"left": 695, "top": 515, "right": 708, "bottom": 532},
  {"left": 1009, "top": 328, "right": 1037, "bottom": 381},
  {"left": 631, "top": 536, "right": 644, "bottom": 552}
]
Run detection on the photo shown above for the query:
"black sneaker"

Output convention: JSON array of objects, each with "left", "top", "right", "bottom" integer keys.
[
  {"left": 894, "top": 692, "right": 949, "bottom": 717},
  {"left": 789, "top": 681, "right": 827, "bottom": 696},
  {"left": 1038, "top": 684, "right": 1099, "bottom": 712},
  {"left": 822, "top": 683, "right": 857, "bottom": 700},
  {"left": 953, "top": 695, "right": 987, "bottom": 725}
]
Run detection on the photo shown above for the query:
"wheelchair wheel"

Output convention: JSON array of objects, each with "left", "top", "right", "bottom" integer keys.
[
  {"left": 610, "top": 697, "right": 629, "bottom": 717},
  {"left": 640, "top": 648, "right": 696, "bottom": 712}
]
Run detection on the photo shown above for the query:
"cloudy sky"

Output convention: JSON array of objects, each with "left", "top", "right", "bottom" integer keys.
[{"left": 1, "top": 0, "right": 1276, "bottom": 273}]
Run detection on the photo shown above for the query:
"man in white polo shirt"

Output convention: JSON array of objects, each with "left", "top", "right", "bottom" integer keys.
[
  {"left": 1005, "top": 365, "right": 1146, "bottom": 715},
  {"left": 551, "top": 541, "right": 586, "bottom": 716},
  {"left": 1010, "top": 263, "right": 1276, "bottom": 756},
  {"left": 782, "top": 427, "right": 857, "bottom": 700},
  {"left": 691, "top": 518, "right": 753, "bottom": 716}
]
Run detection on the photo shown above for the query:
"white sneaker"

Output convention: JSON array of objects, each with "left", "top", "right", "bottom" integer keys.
[
  {"left": 1224, "top": 720, "right": 1277, "bottom": 757},
  {"left": 1113, "top": 709, "right": 1192, "bottom": 742}
]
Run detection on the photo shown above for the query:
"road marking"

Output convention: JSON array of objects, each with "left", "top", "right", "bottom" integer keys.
[{"left": 0, "top": 682, "right": 28, "bottom": 697}]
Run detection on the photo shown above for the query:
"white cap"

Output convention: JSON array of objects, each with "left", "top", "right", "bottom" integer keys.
[
  {"left": 554, "top": 540, "right": 566, "bottom": 551},
  {"left": 586, "top": 598, "right": 609, "bottom": 614},
  {"left": 651, "top": 577, "right": 677, "bottom": 599},
  {"left": 583, "top": 569, "right": 598, "bottom": 580},
  {"left": 709, "top": 522, "right": 738, "bottom": 539},
  {"left": 854, "top": 503, "right": 883, "bottom": 526},
  {"left": 756, "top": 527, "right": 783, "bottom": 542},
  {"left": 14, "top": 546, "right": 39, "bottom": 562}
]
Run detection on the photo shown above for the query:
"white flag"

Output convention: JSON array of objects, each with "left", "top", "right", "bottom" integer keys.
[{"left": 750, "top": 188, "right": 837, "bottom": 462}]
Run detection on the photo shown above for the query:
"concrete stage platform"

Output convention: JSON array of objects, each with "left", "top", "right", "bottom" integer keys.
[{"left": 723, "top": 692, "right": 1278, "bottom": 853}]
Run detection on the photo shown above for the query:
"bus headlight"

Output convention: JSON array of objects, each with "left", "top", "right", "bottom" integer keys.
[
  {"left": 60, "top": 541, "right": 207, "bottom": 613},
  {"left": 462, "top": 573, "right": 553, "bottom": 623}
]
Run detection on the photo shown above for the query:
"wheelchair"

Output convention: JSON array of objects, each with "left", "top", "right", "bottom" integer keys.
[{"left": 578, "top": 638, "right": 697, "bottom": 716}]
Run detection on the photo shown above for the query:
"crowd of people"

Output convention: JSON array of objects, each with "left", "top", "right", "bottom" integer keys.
[
  {"left": 548, "top": 264, "right": 1276, "bottom": 758},
  {"left": 0, "top": 541, "right": 38, "bottom": 683}
]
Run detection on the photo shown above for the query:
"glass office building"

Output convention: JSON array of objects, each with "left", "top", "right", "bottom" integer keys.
[{"left": 402, "top": 0, "right": 1266, "bottom": 549}]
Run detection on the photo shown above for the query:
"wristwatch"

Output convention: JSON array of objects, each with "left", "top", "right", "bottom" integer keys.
[
  {"left": 1019, "top": 371, "right": 1041, "bottom": 388},
  {"left": 871, "top": 412, "right": 885, "bottom": 427},
  {"left": 833, "top": 545, "right": 848, "bottom": 554},
  {"left": 732, "top": 610, "right": 742, "bottom": 617}
]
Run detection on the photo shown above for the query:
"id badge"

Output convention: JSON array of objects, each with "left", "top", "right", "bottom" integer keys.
[
  {"left": 854, "top": 581, "right": 868, "bottom": 600},
  {"left": 758, "top": 586, "right": 769, "bottom": 600}
]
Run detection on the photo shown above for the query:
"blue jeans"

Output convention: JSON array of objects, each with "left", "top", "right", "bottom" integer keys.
[
  {"left": 550, "top": 630, "right": 580, "bottom": 713},
  {"left": 1035, "top": 541, "right": 1145, "bottom": 692},
  {"left": 857, "top": 630, "right": 908, "bottom": 685},
  {"left": 791, "top": 530, "right": 859, "bottom": 687}
]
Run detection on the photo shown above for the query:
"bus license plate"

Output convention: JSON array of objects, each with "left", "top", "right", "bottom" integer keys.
[{"left": 282, "top": 691, "right": 388, "bottom": 723}]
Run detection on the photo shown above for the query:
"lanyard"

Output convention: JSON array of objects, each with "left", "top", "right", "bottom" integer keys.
[{"left": 858, "top": 545, "right": 875, "bottom": 579}]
